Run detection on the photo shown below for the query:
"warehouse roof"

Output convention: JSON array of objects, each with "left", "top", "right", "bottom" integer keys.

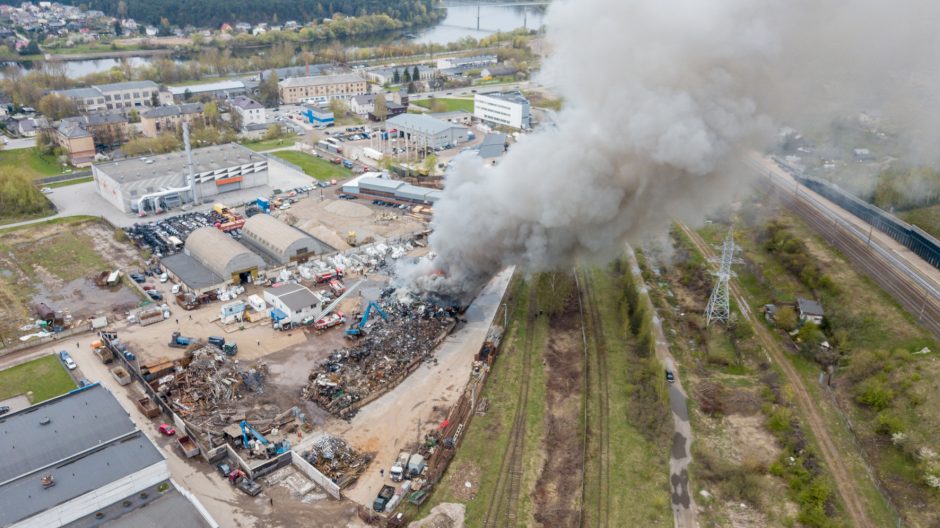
[
  {"left": 478, "top": 133, "right": 508, "bottom": 159},
  {"left": 96, "top": 80, "right": 159, "bottom": 93},
  {"left": 185, "top": 227, "right": 264, "bottom": 277},
  {"left": 56, "top": 86, "right": 101, "bottom": 99},
  {"left": 265, "top": 283, "right": 320, "bottom": 312},
  {"left": 478, "top": 90, "right": 529, "bottom": 106},
  {"left": 359, "top": 176, "right": 404, "bottom": 193},
  {"left": 142, "top": 102, "right": 203, "bottom": 118},
  {"left": 161, "top": 253, "right": 224, "bottom": 290},
  {"left": 99, "top": 486, "right": 211, "bottom": 528},
  {"left": 387, "top": 113, "right": 466, "bottom": 135},
  {"left": 0, "top": 383, "right": 135, "bottom": 483},
  {"left": 278, "top": 73, "right": 364, "bottom": 88},
  {"left": 94, "top": 143, "right": 264, "bottom": 183},
  {"left": 242, "top": 214, "right": 332, "bottom": 257},
  {"left": 167, "top": 80, "right": 245, "bottom": 96}
]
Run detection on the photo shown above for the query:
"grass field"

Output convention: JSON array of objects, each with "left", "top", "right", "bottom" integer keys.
[
  {"left": 240, "top": 135, "right": 297, "bottom": 152},
  {"left": 0, "top": 354, "right": 75, "bottom": 403},
  {"left": 271, "top": 151, "right": 352, "bottom": 181},
  {"left": 900, "top": 204, "right": 940, "bottom": 239},
  {"left": 412, "top": 98, "right": 475, "bottom": 113},
  {"left": 47, "top": 176, "right": 94, "bottom": 188},
  {"left": 0, "top": 148, "right": 71, "bottom": 180}
]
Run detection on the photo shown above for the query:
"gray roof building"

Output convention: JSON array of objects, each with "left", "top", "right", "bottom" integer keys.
[
  {"left": 241, "top": 214, "right": 332, "bottom": 264},
  {"left": 141, "top": 102, "right": 203, "bottom": 119},
  {"left": 387, "top": 113, "right": 469, "bottom": 149},
  {"left": 278, "top": 73, "right": 364, "bottom": 89},
  {"left": 160, "top": 252, "right": 225, "bottom": 292},
  {"left": 230, "top": 95, "right": 263, "bottom": 110},
  {"left": 185, "top": 227, "right": 265, "bottom": 281},
  {"left": 265, "top": 282, "right": 321, "bottom": 313},
  {"left": 478, "top": 133, "right": 508, "bottom": 159}
]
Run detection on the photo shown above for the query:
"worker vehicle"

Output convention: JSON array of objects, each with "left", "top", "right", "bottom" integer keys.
[
  {"left": 407, "top": 454, "right": 426, "bottom": 478},
  {"left": 237, "top": 477, "right": 263, "bottom": 496},
  {"left": 0, "top": 405, "right": 10, "bottom": 416},
  {"left": 142, "top": 284, "right": 156, "bottom": 291},
  {"left": 346, "top": 301, "right": 388, "bottom": 339},
  {"left": 159, "top": 423, "right": 176, "bottom": 436},
  {"left": 171, "top": 284, "right": 181, "bottom": 294},
  {"left": 239, "top": 420, "right": 291, "bottom": 458},
  {"left": 373, "top": 485, "right": 395, "bottom": 512},
  {"left": 329, "top": 279, "right": 345, "bottom": 296},
  {"left": 314, "top": 267, "right": 344, "bottom": 283},
  {"left": 314, "top": 312, "right": 346, "bottom": 331},
  {"left": 58, "top": 350, "right": 77, "bottom": 370},
  {"left": 665, "top": 369, "right": 676, "bottom": 384},
  {"left": 390, "top": 452, "right": 410, "bottom": 482}
]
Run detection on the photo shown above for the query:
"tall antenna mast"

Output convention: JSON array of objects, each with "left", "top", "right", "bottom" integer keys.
[{"left": 705, "top": 226, "right": 735, "bottom": 326}]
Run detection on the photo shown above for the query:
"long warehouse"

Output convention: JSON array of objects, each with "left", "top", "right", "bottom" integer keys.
[
  {"left": 241, "top": 213, "right": 333, "bottom": 264},
  {"left": 184, "top": 227, "right": 265, "bottom": 284}
]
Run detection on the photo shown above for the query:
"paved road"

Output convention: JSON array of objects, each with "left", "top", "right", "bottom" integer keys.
[
  {"left": 625, "top": 247, "right": 696, "bottom": 528},
  {"left": 3, "top": 137, "right": 36, "bottom": 150}
]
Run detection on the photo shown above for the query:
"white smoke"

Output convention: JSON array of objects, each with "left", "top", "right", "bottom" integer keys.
[{"left": 401, "top": 0, "right": 940, "bottom": 299}]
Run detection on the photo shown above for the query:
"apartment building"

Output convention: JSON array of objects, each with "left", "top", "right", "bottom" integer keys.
[
  {"left": 277, "top": 73, "right": 368, "bottom": 104},
  {"left": 140, "top": 103, "right": 205, "bottom": 137}
]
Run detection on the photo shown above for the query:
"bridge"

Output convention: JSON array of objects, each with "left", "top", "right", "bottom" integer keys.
[{"left": 433, "top": 2, "right": 550, "bottom": 32}]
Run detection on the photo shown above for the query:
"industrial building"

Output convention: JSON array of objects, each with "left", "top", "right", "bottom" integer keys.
[
  {"left": 140, "top": 103, "right": 205, "bottom": 138},
  {"left": 241, "top": 213, "right": 333, "bottom": 264},
  {"left": 92, "top": 143, "right": 269, "bottom": 214},
  {"left": 474, "top": 90, "right": 532, "bottom": 129},
  {"left": 342, "top": 174, "right": 442, "bottom": 205},
  {"left": 264, "top": 282, "right": 323, "bottom": 326},
  {"left": 184, "top": 227, "right": 265, "bottom": 284},
  {"left": 166, "top": 80, "right": 248, "bottom": 102},
  {"left": 301, "top": 103, "right": 334, "bottom": 128},
  {"left": 0, "top": 384, "right": 214, "bottom": 528},
  {"left": 386, "top": 113, "right": 469, "bottom": 150},
  {"left": 277, "top": 73, "right": 368, "bottom": 104},
  {"left": 55, "top": 80, "right": 160, "bottom": 112}
]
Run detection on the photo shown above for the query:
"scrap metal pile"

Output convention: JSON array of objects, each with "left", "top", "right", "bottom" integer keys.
[
  {"left": 301, "top": 434, "right": 372, "bottom": 489},
  {"left": 152, "top": 346, "right": 268, "bottom": 426},
  {"left": 303, "top": 291, "right": 458, "bottom": 419}
]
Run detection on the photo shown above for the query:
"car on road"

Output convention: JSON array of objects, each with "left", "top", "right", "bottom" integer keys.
[
  {"left": 0, "top": 405, "right": 10, "bottom": 416},
  {"left": 58, "top": 350, "right": 77, "bottom": 370},
  {"left": 147, "top": 290, "right": 163, "bottom": 301},
  {"left": 78, "top": 378, "right": 91, "bottom": 388},
  {"left": 40, "top": 187, "right": 53, "bottom": 194},
  {"left": 665, "top": 369, "right": 676, "bottom": 384}
]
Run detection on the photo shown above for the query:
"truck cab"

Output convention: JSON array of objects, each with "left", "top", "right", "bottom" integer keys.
[{"left": 390, "top": 452, "right": 409, "bottom": 482}]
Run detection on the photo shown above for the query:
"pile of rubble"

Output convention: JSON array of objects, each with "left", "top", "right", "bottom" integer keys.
[
  {"left": 298, "top": 235, "right": 424, "bottom": 281},
  {"left": 152, "top": 346, "right": 268, "bottom": 422},
  {"left": 302, "top": 434, "right": 371, "bottom": 489},
  {"left": 302, "top": 292, "right": 457, "bottom": 419}
]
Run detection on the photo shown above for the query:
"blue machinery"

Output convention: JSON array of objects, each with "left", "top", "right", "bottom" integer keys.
[{"left": 345, "top": 301, "right": 388, "bottom": 338}]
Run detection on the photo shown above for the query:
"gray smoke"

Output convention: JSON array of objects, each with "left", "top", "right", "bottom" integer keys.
[{"left": 400, "top": 0, "right": 940, "bottom": 299}]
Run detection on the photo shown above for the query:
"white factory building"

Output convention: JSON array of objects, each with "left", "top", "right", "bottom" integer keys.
[
  {"left": 93, "top": 143, "right": 269, "bottom": 214},
  {"left": 230, "top": 95, "right": 267, "bottom": 129},
  {"left": 0, "top": 384, "right": 215, "bottom": 528},
  {"left": 386, "top": 113, "right": 469, "bottom": 150},
  {"left": 473, "top": 90, "right": 532, "bottom": 130},
  {"left": 264, "top": 282, "right": 323, "bottom": 326}
]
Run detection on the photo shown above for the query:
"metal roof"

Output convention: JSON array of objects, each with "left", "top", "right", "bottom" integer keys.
[
  {"left": 0, "top": 431, "right": 164, "bottom": 526},
  {"left": 167, "top": 80, "right": 245, "bottom": 96},
  {"left": 95, "top": 80, "right": 159, "bottom": 93},
  {"left": 278, "top": 73, "right": 364, "bottom": 88},
  {"left": 265, "top": 283, "right": 320, "bottom": 313},
  {"left": 230, "top": 96, "right": 263, "bottom": 110},
  {"left": 797, "top": 298, "right": 825, "bottom": 317},
  {"left": 161, "top": 253, "right": 224, "bottom": 290},
  {"left": 95, "top": 486, "right": 211, "bottom": 528},
  {"left": 185, "top": 227, "right": 264, "bottom": 278},
  {"left": 141, "top": 103, "right": 203, "bottom": 119},
  {"left": 56, "top": 87, "right": 101, "bottom": 99},
  {"left": 0, "top": 383, "right": 135, "bottom": 483},
  {"left": 242, "top": 214, "right": 332, "bottom": 258},
  {"left": 359, "top": 176, "right": 404, "bottom": 193},
  {"left": 94, "top": 143, "right": 263, "bottom": 184},
  {"left": 387, "top": 113, "right": 466, "bottom": 136},
  {"left": 478, "top": 133, "right": 507, "bottom": 159},
  {"left": 477, "top": 90, "right": 530, "bottom": 106}
]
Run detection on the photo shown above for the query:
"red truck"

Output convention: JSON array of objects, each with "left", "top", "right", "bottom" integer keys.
[
  {"left": 315, "top": 268, "right": 343, "bottom": 284},
  {"left": 314, "top": 312, "right": 346, "bottom": 331},
  {"left": 329, "top": 279, "right": 345, "bottom": 296}
]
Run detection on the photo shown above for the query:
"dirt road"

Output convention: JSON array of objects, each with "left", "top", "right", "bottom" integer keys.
[{"left": 679, "top": 224, "right": 875, "bottom": 528}]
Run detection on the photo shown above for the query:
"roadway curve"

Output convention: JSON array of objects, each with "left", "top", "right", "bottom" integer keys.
[{"left": 678, "top": 224, "right": 877, "bottom": 528}]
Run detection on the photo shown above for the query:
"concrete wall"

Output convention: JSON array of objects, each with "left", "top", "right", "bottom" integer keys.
[
  {"left": 290, "top": 451, "right": 341, "bottom": 499},
  {"left": 14, "top": 462, "right": 170, "bottom": 528}
]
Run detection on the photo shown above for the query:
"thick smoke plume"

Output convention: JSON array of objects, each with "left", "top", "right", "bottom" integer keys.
[{"left": 401, "top": 0, "right": 940, "bottom": 299}]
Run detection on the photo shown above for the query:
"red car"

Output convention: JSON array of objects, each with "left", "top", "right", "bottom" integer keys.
[
  {"left": 159, "top": 423, "right": 176, "bottom": 436},
  {"left": 330, "top": 157, "right": 342, "bottom": 165}
]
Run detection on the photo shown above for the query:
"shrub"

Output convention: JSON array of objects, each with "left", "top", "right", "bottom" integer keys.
[
  {"left": 855, "top": 378, "right": 895, "bottom": 411},
  {"left": 874, "top": 412, "right": 904, "bottom": 436}
]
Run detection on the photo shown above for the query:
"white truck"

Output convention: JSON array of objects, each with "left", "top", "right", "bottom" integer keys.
[
  {"left": 407, "top": 453, "right": 426, "bottom": 479},
  {"left": 390, "top": 451, "right": 410, "bottom": 482},
  {"left": 363, "top": 147, "right": 384, "bottom": 161}
]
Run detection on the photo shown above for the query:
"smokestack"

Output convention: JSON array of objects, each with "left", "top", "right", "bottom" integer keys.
[
  {"left": 400, "top": 0, "right": 940, "bottom": 300},
  {"left": 183, "top": 122, "right": 198, "bottom": 206}
]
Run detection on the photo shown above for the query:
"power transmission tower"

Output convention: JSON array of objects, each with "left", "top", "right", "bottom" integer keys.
[{"left": 705, "top": 227, "right": 735, "bottom": 326}]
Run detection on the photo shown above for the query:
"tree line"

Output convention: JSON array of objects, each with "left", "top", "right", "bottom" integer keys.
[{"left": 61, "top": 0, "right": 442, "bottom": 28}]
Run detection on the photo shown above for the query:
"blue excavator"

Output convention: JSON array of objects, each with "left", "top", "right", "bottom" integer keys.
[
  {"left": 239, "top": 420, "right": 290, "bottom": 457},
  {"left": 345, "top": 301, "right": 388, "bottom": 339}
]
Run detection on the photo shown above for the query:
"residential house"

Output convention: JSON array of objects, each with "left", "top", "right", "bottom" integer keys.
[
  {"left": 229, "top": 96, "right": 265, "bottom": 130},
  {"left": 140, "top": 103, "right": 204, "bottom": 137},
  {"left": 54, "top": 113, "right": 128, "bottom": 165},
  {"left": 480, "top": 64, "right": 519, "bottom": 79},
  {"left": 350, "top": 94, "right": 376, "bottom": 115},
  {"left": 797, "top": 298, "right": 825, "bottom": 325}
]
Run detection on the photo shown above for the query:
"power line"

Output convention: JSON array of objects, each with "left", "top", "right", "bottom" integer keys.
[{"left": 705, "top": 226, "right": 735, "bottom": 326}]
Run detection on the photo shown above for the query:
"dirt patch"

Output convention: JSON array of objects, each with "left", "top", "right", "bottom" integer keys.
[
  {"left": 409, "top": 502, "right": 466, "bottom": 528},
  {"left": 725, "top": 414, "right": 781, "bottom": 466},
  {"left": 438, "top": 460, "right": 482, "bottom": 502},
  {"left": 324, "top": 200, "right": 373, "bottom": 218},
  {"left": 532, "top": 294, "right": 584, "bottom": 528}
]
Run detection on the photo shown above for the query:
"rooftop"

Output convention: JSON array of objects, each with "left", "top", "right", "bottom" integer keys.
[
  {"left": 161, "top": 253, "right": 224, "bottom": 290},
  {"left": 265, "top": 282, "right": 321, "bottom": 313},
  {"left": 96, "top": 80, "right": 159, "bottom": 93},
  {"left": 167, "top": 80, "right": 246, "bottom": 96},
  {"left": 230, "top": 95, "right": 263, "bottom": 110},
  {"left": 278, "top": 73, "right": 365, "bottom": 88},
  {"left": 56, "top": 86, "right": 101, "bottom": 99},
  {"left": 477, "top": 90, "right": 530, "bottom": 106},
  {"left": 387, "top": 113, "right": 466, "bottom": 135},
  {"left": 91, "top": 486, "right": 211, "bottom": 528},
  {"left": 478, "top": 133, "right": 508, "bottom": 159},
  {"left": 797, "top": 298, "right": 825, "bottom": 317},
  {"left": 141, "top": 102, "right": 204, "bottom": 119},
  {"left": 242, "top": 213, "right": 333, "bottom": 256},
  {"left": 94, "top": 143, "right": 264, "bottom": 183}
]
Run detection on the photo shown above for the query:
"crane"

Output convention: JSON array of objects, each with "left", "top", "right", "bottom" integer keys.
[
  {"left": 345, "top": 301, "right": 388, "bottom": 339},
  {"left": 239, "top": 420, "right": 290, "bottom": 456}
]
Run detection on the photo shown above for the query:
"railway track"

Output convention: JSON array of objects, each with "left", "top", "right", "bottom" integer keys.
[
  {"left": 482, "top": 284, "right": 538, "bottom": 528},
  {"left": 678, "top": 224, "right": 877, "bottom": 528},
  {"left": 576, "top": 268, "right": 611, "bottom": 528}
]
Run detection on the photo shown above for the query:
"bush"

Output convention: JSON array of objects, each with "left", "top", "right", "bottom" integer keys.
[
  {"left": 855, "top": 378, "right": 895, "bottom": 411},
  {"left": 0, "top": 168, "right": 54, "bottom": 220},
  {"left": 874, "top": 412, "right": 904, "bottom": 436}
]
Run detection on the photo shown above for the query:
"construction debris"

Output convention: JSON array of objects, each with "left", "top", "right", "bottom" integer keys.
[
  {"left": 302, "top": 434, "right": 372, "bottom": 489},
  {"left": 302, "top": 292, "right": 457, "bottom": 419}
]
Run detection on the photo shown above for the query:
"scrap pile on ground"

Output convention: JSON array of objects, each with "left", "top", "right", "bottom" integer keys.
[
  {"left": 303, "top": 291, "right": 457, "bottom": 419},
  {"left": 150, "top": 346, "right": 270, "bottom": 431},
  {"left": 301, "top": 434, "right": 372, "bottom": 489}
]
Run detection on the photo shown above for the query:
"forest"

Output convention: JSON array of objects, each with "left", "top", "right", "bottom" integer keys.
[{"left": 63, "top": 0, "right": 442, "bottom": 28}]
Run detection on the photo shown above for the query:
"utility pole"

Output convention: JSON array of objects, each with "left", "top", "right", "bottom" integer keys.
[
  {"left": 705, "top": 227, "right": 735, "bottom": 326},
  {"left": 477, "top": 3, "right": 481, "bottom": 31}
]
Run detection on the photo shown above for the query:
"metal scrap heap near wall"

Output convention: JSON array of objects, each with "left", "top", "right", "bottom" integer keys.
[
  {"left": 302, "top": 292, "right": 457, "bottom": 419},
  {"left": 301, "top": 434, "right": 372, "bottom": 489}
]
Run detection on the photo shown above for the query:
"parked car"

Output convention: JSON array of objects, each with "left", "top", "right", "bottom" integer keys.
[
  {"left": 58, "top": 350, "right": 77, "bottom": 370},
  {"left": 130, "top": 273, "right": 146, "bottom": 283},
  {"left": 40, "top": 187, "right": 53, "bottom": 194},
  {"left": 665, "top": 369, "right": 675, "bottom": 384},
  {"left": 159, "top": 273, "right": 168, "bottom": 283},
  {"left": 142, "top": 284, "right": 156, "bottom": 291},
  {"left": 78, "top": 378, "right": 91, "bottom": 388},
  {"left": 147, "top": 290, "right": 163, "bottom": 301},
  {"left": 171, "top": 284, "right": 181, "bottom": 294},
  {"left": 159, "top": 423, "right": 176, "bottom": 436},
  {"left": 0, "top": 405, "right": 11, "bottom": 416}
]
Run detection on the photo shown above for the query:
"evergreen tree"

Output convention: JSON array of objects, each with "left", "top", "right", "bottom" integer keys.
[{"left": 392, "top": 69, "right": 400, "bottom": 84}]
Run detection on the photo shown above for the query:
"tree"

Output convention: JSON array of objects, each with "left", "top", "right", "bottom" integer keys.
[
  {"left": 774, "top": 305, "right": 798, "bottom": 331},
  {"left": 412, "top": 65, "right": 420, "bottom": 81},
  {"left": 373, "top": 92, "right": 388, "bottom": 121},
  {"left": 117, "top": 0, "right": 128, "bottom": 18},
  {"left": 423, "top": 152, "right": 437, "bottom": 174},
  {"left": 402, "top": 69, "right": 411, "bottom": 83},
  {"left": 329, "top": 98, "right": 348, "bottom": 118},
  {"left": 113, "top": 20, "right": 123, "bottom": 36},
  {"left": 20, "top": 40, "right": 40, "bottom": 56},
  {"left": 264, "top": 123, "right": 283, "bottom": 141},
  {"left": 203, "top": 101, "right": 221, "bottom": 127},
  {"left": 127, "top": 109, "right": 140, "bottom": 123},
  {"left": 407, "top": 81, "right": 417, "bottom": 94},
  {"left": 392, "top": 68, "right": 400, "bottom": 84},
  {"left": 37, "top": 94, "right": 79, "bottom": 121},
  {"left": 258, "top": 74, "right": 279, "bottom": 107},
  {"left": 183, "top": 88, "right": 192, "bottom": 101}
]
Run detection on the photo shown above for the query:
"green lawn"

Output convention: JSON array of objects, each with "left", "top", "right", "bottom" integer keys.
[
  {"left": 47, "top": 176, "right": 94, "bottom": 188},
  {"left": 0, "top": 148, "right": 72, "bottom": 180},
  {"left": 412, "top": 98, "right": 475, "bottom": 113},
  {"left": 271, "top": 151, "right": 352, "bottom": 181},
  {"left": 240, "top": 135, "right": 297, "bottom": 152},
  {"left": 0, "top": 354, "right": 76, "bottom": 403}
]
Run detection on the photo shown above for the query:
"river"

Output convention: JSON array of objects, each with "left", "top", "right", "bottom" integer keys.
[{"left": 1, "top": 1, "right": 548, "bottom": 79}]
